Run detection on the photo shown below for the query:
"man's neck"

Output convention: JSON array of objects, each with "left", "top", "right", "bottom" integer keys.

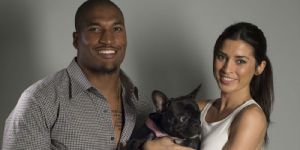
[{"left": 85, "top": 69, "right": 121, "bottom": 101}]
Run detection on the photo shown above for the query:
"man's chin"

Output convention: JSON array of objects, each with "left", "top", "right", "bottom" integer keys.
[{"left": 92, "top": 66, "right": 119, "bottom": 75}]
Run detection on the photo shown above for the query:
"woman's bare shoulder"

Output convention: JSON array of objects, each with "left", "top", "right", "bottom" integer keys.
[
  {"left": 235, "top": 104, "right": 267, "bottom": 126},
  {"left": 225, "top": 104, "right": 267, "bottom": 149}
]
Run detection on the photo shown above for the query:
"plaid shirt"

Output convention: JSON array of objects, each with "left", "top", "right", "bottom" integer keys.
[{"left": 2, "top": 59, "right": 153, "bottom": 150}]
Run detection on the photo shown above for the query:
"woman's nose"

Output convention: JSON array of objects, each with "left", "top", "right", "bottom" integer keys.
[{"left": 222, "top": 59, "right": 235, "bottom": 73}]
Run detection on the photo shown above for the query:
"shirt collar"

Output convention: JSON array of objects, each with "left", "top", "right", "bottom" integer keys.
[
  {"left": 66, "top": 58, "right": 138, "bottom": 100},
  {"left": 67, "top": 58, "right": 92, "bottom": 97},
  {"left": 119, "top": 70, "right": 139, "bottom": 100}
]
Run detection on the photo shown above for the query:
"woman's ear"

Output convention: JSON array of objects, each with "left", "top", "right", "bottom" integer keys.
[{"left": 255, "top": 60, "right": 266, "bottom": 75}]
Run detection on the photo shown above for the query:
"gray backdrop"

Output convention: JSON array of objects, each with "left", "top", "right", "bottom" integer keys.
[{"left": 1, "top": 0, "right": 299, "bottom": 149}]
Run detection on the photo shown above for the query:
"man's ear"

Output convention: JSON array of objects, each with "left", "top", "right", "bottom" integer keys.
[
  {"left": 255, "top": 60, "right": 266, "bottom": 75},
  {"left": 73, "top": 32, "right": 79, "bottom": 49},
  {"left": 152, "top": 90, "right": 168, "bottom": 112}
]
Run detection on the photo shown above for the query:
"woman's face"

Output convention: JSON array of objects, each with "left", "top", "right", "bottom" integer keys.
[{"left": 213, "top": 39, "right": 263, "bottom": 95}]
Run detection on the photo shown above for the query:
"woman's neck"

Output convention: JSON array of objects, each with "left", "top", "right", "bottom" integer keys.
[{"left": 219, "top": 89, "right": 252, "bottom": 112}]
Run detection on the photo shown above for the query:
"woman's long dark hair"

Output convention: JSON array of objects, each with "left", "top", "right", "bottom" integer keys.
[{"left": 213, "top": 22, "right": 274, "bottom": 143}]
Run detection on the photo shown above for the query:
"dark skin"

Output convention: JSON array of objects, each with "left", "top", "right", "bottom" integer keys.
[
  {"left": 73, "top": 3, "right": 126, "bottom": 144},
  {"left": 72, "top": 3, "right": 194, "bottom": 150}
]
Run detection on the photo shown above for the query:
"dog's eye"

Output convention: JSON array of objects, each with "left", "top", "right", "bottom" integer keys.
[{"left": 179, "top": 116, "right": 188, "bottom": 122}]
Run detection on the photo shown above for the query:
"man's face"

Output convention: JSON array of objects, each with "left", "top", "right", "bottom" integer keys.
[{"left": 73, "top": 4, "right": 127, "bottom": 74}]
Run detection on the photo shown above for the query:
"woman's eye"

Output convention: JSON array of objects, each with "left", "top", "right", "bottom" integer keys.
[
  {"left": 216, "top": 54, "right": 225, "bottom": 60},
  {"left": 236, "top": 59, "right": 246, "bottom": 64}
]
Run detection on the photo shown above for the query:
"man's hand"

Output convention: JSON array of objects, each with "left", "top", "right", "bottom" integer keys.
[{"left": 143, "top": 137, "right": 195, "bottom": 150}]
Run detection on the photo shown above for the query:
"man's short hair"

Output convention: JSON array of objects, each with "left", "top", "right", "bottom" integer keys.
[{"left": 74, "top": 0, "right": 124, "bottom": 31}]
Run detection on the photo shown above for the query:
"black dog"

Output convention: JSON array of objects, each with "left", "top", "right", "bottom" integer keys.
[{"left": 125, "top": 85, "right": 202, "bottom": 150}]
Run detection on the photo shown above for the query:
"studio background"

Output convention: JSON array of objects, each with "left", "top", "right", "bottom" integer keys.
[{"left": 1, "top": 0, "right": 299, "bottom": 149}]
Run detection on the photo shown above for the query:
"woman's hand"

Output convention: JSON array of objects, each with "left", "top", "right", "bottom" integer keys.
[{"left": 143, "top": 137, "right": 195, "bottom": 150}]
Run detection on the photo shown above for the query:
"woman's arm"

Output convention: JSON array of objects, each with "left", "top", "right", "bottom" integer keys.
[{"left": 223, "top": 105, "right": 267, "bottom": 150}]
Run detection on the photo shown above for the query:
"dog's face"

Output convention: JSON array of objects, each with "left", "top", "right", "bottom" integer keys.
[{"left": 152, "top": 85, "right": 201, "bottom": 139}]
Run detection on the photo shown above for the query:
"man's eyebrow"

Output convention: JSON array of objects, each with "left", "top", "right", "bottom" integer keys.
[
  {"left": 85, "top": 20, "right": 124, "bottom": 27},
  {"left": 86, "top": 22, "right": 100, "bottom": 27},
  {"left": 113, "top": 20, "right": 125, "bottom": 26}
]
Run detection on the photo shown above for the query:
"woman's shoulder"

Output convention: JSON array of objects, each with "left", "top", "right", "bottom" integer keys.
[
  {"left": 227, "top": 103, "right": 267, "bottom": 149},
  {"left": 231, "top": 103, "right": 267, "bottom": 133},
  {"left": 237, "top": 103, "right": 266, "bottom": 124}
]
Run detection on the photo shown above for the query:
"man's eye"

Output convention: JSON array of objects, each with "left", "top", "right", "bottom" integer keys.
[
  {"left": 113, "top": 26, "right": 123, "bottom": 32},
  {"left": 88, "top": 26, "right": 101, "bottom": 33}
]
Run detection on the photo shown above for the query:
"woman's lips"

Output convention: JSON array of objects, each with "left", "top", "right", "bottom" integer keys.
[{"left": 220, "top": 76, "right": 236, "bottom": 85}]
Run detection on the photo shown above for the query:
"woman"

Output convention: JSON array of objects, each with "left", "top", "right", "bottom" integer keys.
[
  {"left": 143, "top": 22, "right": 273, "bottom": 150},
  {"left": 198, "top": 22, "right": 274, "bottom": 150}
]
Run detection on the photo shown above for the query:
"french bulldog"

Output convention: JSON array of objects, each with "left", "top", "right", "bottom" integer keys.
[{"left": 125, "top": 84, "right": 202, "bottom": 150}]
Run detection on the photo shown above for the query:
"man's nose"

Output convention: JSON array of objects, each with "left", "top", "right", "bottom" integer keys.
[{"left": 99, "top": 30, "right": 113, "bottom": 45}]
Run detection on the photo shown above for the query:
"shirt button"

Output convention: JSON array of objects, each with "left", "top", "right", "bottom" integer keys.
[{"left": 111, "top": 137, "right": 114, "bottom": 141}]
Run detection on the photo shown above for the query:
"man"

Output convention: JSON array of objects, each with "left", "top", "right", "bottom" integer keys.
[
  {"left": 2, "top": 0, "right": 152, "bottom": 149},
  {"left": 3, "top": 0, "right": 195, "bottom": 149}
]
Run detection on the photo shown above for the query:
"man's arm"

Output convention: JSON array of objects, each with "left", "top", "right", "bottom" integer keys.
[{"left": 2, "top": 91, "right": 51, "bottom": 149}]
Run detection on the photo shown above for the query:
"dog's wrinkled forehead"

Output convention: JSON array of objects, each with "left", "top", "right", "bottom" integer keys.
[
  {"left": 166, "top": 98, "right": 199, "bottom": 114},
  {"left": 152, "top": 84, "right": 201, "bottom": 113}
]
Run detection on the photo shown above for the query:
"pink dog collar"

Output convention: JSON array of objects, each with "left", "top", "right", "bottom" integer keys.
[{"left": 145, "top": 118, "right": 168, "bottom": 137}]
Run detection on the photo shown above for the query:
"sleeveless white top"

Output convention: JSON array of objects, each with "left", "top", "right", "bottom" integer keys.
[{"left": 200, "top": 99, "right": 260, "bottom": 150}]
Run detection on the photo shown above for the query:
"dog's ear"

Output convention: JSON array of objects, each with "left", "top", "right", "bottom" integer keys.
[
  {"left": 187, "top": 84, "right": 202, "bottom": 99},
  {"left": 152, "top": 90, "right": 168, "bottom": 112}
]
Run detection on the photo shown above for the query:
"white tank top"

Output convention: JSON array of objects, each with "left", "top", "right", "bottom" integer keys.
[{"left": 200, "top": 99, "right": 259, "bottom": 150}]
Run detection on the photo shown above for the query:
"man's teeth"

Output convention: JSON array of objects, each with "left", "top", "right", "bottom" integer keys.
[{"left": 99, "top": 50, "right": 115, "bottom": 54}]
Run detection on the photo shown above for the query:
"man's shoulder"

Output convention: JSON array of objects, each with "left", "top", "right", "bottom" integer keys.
[
  {"left": 23, "top": 68, "right": 69, "bottom": 101},
  {"left": 7, "top": 68, "right": 70, "bottom": 129}
]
